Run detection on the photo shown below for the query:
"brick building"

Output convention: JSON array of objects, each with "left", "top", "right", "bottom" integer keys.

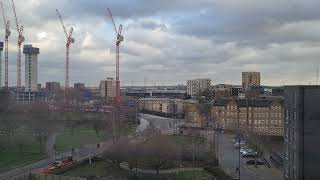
[{"left": 211, "top": 98, "right": 284, "bottom": 136}]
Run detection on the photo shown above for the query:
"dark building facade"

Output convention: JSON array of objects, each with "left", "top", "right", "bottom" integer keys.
[
  {"left": 46, "top": 82, "right": 61, "bottom": 93},
  {"left": 272, "top": 87, "right": 284, "bottom": 96},
  {"left": 74, "top": 83, "right": 85, "bottom": 91},
  {"left": 284, "top": 86, "right": 320, "bottom": 180},
  {"left": 231, "top": 87, "right": 242, "bottom": 97}
]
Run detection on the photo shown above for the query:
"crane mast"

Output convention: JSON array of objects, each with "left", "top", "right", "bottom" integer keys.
[
  {"left": 11, "top": 0, "right": 24, "bottom": 90},
  {"left": 56, "top": 9, "right": 75, "bottom": 104},
  {"left": 1, "top": 1, "right": 10, "bottom": 88},
  {"left": 107, "top": 8, "right": 124, "bottom": 104}
]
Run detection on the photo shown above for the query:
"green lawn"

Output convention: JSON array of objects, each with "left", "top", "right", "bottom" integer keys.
[
  {"left": 55, "top": 129, "right": 112, "bottom": 152},
  {"left": 165, "top": 170, "right": 213, "bottom": 180},
  {"left": 59, "top": 161, "right": 213, "bottom": 180},
  {"left": 0, "top": 135, "right": 47, "bottom": 172},
  {"left": 59, "top": 160, "right": 129, "bottom": 179}
]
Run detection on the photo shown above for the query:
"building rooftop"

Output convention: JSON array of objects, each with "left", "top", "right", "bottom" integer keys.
[
  {"left": 213, "top": 98, "right": 283, "bottom": 107},
  {"left": 23, "top": 45, "right": 40, "bottom": 54}
]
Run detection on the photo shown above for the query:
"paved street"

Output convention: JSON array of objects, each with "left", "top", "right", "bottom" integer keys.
[
  {"left": 216, "top": 132, "right": 283, "bottom": 180},
  {"left": 138, "top": 113, "right": 185, "bottom": 134}
]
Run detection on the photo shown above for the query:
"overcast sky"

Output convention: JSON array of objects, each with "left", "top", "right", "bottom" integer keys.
[{"left": 1, "top": 0, "right": 319, "bottom": 87}]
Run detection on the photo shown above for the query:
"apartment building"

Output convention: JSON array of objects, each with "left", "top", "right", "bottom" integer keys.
[
  {"left": 211, "top": 98, "right": 284, "bottom": 136},
  {"left": 242, "top": 72, "right": 261, "bottom": 92},
  {"left": 187, "top": 78, "right": 211, "bottom": 96},
  {"left": 138, "top": 98, "right": 184, "bottom": 115},
  {"left": 284, "top": 86, "right": 320, "bottom": 180},
  {"left": 100, "top": 78, "right": 116, "bottom": 98},
  {"left": 23, "top": 45, "right": 40, "bottom": 92}
]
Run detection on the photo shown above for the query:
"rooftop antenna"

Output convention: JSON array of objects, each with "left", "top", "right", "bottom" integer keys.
[{"left": 317, "top": 65, "right": 319, "bottom": 85}]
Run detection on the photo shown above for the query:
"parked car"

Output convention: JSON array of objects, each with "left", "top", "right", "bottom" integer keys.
[
  {"left": 246, "top": 159, "right": 264, "bottom": 165},
  {"left": 242, "top": 151, "right": 258, "bottom": 158},
  {"left": 234, "top": 141, "right": 246, "bottom": 149},
  {"left": 240, "top": 147, "right": 252, "bottom": 154}
]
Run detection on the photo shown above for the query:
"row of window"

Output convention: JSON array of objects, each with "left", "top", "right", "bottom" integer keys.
[
  {"left": 216, "top": 111, "right": 283, "bottom": 118},
  {"left": 223, "top": 119, "right": 283, "bottom": 125},
  {"left": 226, "top": 106, "right": 282, "bottom": 111}
]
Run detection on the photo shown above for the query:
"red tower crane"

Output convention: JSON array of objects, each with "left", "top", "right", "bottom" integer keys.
[
  {"left": 107, "top": 8, "right": 124, "bottom": 104},
  {"left": 11, "top": 0, "right": 24, "bottom": 90},
  {"left": 56, "top": 9, "right": 75, "bottom": 104},
  {"left": 0, "top": 2, "right": 10, "bottom": 88}
]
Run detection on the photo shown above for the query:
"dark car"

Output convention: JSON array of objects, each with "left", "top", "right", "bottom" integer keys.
[
  {"left": 242, "top": 151, "right": 258, "bottom": 158},
  {"left": 246, "top": 159, "right": 264, "bottom": 165}
]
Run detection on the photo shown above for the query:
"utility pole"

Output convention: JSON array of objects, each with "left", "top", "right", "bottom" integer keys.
[{"left": 317, "top": 65, "right": 319, "bottom": 85}]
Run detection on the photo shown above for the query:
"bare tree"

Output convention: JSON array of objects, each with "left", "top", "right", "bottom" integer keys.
[
  {"left": 190, "top": 131, "right": 205, "bottom": 164},
  {"left": 25, "top": 103, "right": 57, "bottom": 153},
  {"left": 0, "top": 90, "right": 19, "bottom": 145},
  {"left": 139, "top": 135, "right": 179, "bottom": 174}
]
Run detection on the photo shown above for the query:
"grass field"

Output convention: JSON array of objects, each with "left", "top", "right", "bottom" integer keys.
[
  {"left": 55, "top": 127, "right": 112, "bottom": 152},
  {"left": 60, "top": 160, "right": 213, "bottom": 180},
  {"left": 55, "top": 122, "right": 138, "bottom": 152},
  {"left": 0, "top": 135, "right": 47, "bottom": 172}
]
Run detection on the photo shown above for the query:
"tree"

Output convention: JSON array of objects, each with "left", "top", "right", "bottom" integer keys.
[
  {"left": 190, "top": 131, "right": 204, "bottom": 164},
  {"left": 26, "top": 103, "right": 57, "bottom": 153},
  {"left": 0, "top": 90, "right": 18, "bottom": 145},
  {"left": 139, "top": 135, "right": 179, "bottom": 174}
]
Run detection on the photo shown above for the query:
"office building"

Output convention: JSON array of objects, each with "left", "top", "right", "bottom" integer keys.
[
  {"left": 74, "top": 83, "right": 85, "bottom": 91},
  {"left": 100, "top": 78, "right": 116, "bottom": 98},
  {"left": 242, "top": 72, "right": 260, "bottom": 92},
  {"left": 46, "top": 82, "right": 61, "bottom": 92},
  {"left": 284, "top": 86, "right": 320, "bottom": 180},
  {"left": 187, "top": 78, "right": 211, "bottom": 96}
]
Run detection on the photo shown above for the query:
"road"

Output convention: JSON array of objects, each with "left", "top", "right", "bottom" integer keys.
[
  {"left": 137, "top": 113, "right": 185, "bottom": 134},
  {"left": 0, "top": 141, "right": 112, "bottom": 180},
  {"left": 216, "top": 132, "right": 283, "bottom": 180},
  {"left": 215, "top": 132, "right": 265, "bottom": 180}
]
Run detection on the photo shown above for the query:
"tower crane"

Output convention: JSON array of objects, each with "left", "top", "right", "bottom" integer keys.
[
  {"left": 56, "top": 9, "right": 75, "bottom": 104},
  {"left": 107, "top": 8, "right": 124, "bottom": 104},
  {"left": 11, "top": 0, "right": 24, "bottom": 90},
  {"left": 1, "top": 1, "right": 10, "bottom": 88}
]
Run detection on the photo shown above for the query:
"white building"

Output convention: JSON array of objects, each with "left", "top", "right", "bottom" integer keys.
[
  {"left": 186, "top": 78, "right": 211, "bottom": 96},
  {"left": 100, "top": 78, "right": 116, "bottom": 98},
  {"left": 23, "top": 45, "right": 39, "bottom": 92},
  {"left": 138, "top": 98, "right": 184, "bottom": 115}
]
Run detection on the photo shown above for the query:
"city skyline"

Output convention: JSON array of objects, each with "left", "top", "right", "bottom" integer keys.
[{"left": 0, "top": 0, "right": 320, "bottom": 87}]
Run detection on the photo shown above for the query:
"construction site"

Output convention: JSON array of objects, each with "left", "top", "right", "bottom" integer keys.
[{"left": 0, "top": 1, "right": 134, "bottom": 112}]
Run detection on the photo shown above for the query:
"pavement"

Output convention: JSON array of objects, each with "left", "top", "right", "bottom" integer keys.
[{"left": 215, "top": 132, "right": 283, "bottom": 180}]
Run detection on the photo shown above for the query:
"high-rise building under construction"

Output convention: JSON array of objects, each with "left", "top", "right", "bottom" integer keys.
[{"left": 23, "top": 45, "right": 39, "bottom": 92}]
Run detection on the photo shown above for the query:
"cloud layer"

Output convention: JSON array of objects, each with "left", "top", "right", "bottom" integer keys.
[{"left": 1, "top": 0, "right": 319, "bottom": 87}]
